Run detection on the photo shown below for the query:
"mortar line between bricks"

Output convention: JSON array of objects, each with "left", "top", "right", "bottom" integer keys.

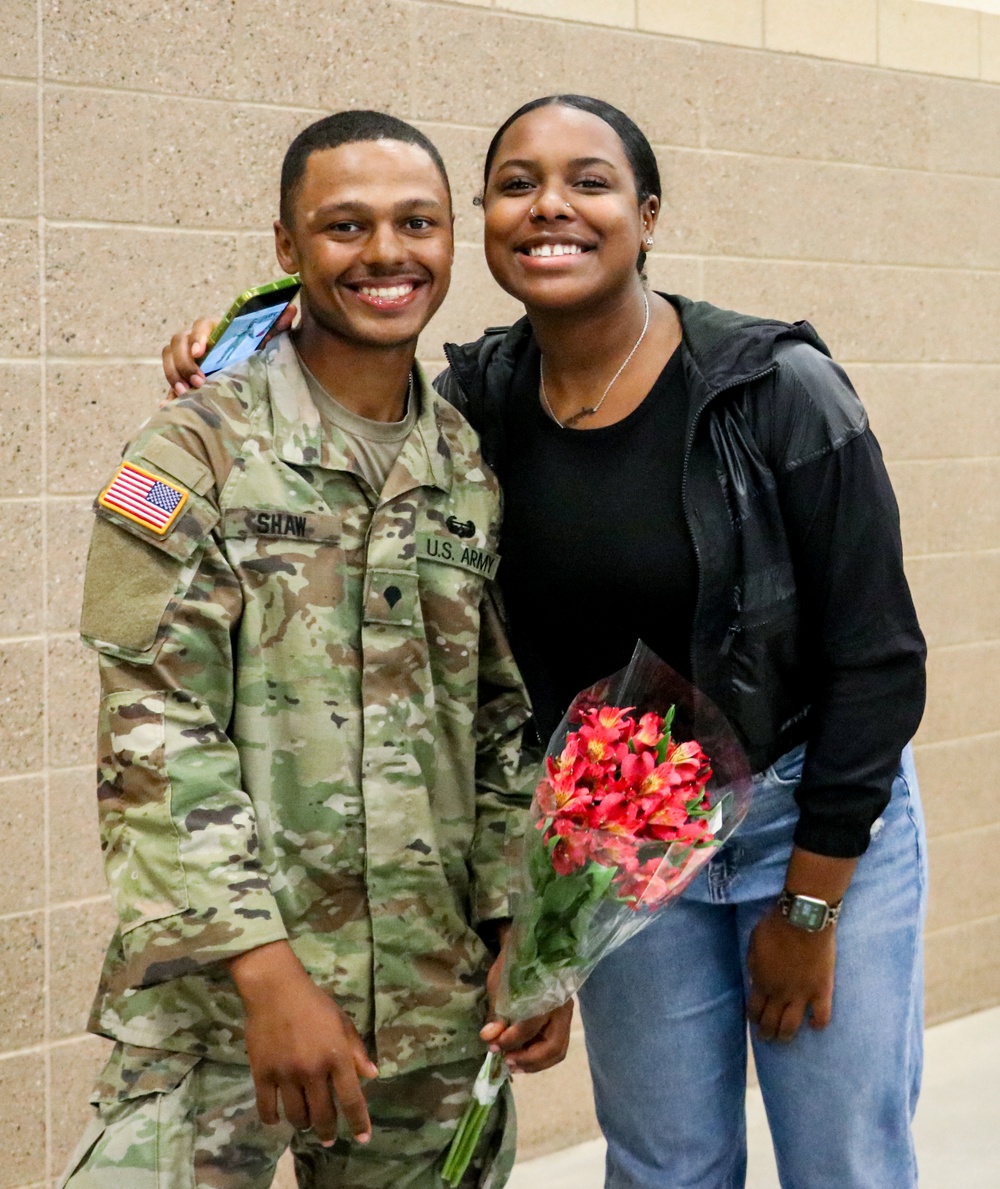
[
  {"left": 0, "top": 1032, "right": 113, "bottom": 1064},
  {"left": 25, "top": 0, "right": 1000, "bottom": 90},
  {"left": 905, "top": 547, "right": 1000, "bottom": 560},
  {"left": 32, "top": 0, "right": 58, "bottom": 1170},
  {"left": 34, "top": 224, "right": 1000, "bottom": 274},
  {"left": 923, "top": 909, "right": 1000, "bottom": 936},
  {"left": 926, "top": 637, "right": 1000, "bottom": 654},
  {"left": 0, "top": 765, "right": 90, "bottom": 787},
  {"left": 839, "top": 360, "right": 1000, "bottom": 368},
  {"left": 890, "top": 454, "right": 1000, "bottom": 464},
  {"left": 8, "top": 73, "right": 1000, "bottom": 184},
  {"left": 915, "top": 728, "right": 1000, "bottom": 750},
  {"left": 927, "top": 818, "right": 1000, "bottom": 844},
  {"left": 8, "top": 356, "right": 1000, "bottom": 369},
  {"left": 0, "top": 895, "right": 111, "bottom": 926}
]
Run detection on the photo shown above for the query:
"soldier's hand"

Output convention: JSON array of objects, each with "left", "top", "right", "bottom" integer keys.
[
  {"left": 481, "top": 1000, "right": 574, "bottom": 1074},
  {"left": 480, "top": 935, "right": 574, "bottom": 1073},
  {"left": 227, "top": 941, "right": 378, "bottom": 1145}
]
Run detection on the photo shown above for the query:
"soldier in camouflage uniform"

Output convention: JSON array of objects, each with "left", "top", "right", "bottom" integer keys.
[{"left": 61, "top": 112, "right": 569, "bottom": 1189}]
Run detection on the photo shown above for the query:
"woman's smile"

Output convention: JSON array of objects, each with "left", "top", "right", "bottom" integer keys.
[{"left": 517, "top": 234, "right": 597, "bottom": 268}]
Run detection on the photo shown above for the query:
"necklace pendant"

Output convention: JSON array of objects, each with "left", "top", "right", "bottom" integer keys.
[
  {"left": 539, "top": 290, "right": 651, "bottom": 430},
  {"left": 561, "top": 405, "right": 597, "bottom": 429}
]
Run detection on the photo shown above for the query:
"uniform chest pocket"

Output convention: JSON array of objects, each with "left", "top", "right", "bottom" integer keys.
[
  {"left": 414, "top": 532, "right": 500, "bottom": 651},
  {"left": 221, "top": 509, "right": 347, "bottom": 639}
]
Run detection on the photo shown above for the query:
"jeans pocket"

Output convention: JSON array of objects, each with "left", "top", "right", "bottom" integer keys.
[{"left": 763, "top": 742, "right": 807, "bottom": 789}]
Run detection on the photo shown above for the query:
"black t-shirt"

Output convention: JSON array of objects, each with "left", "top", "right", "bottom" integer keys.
[{"left": 499, "top": 344, "right": 697, "bottom": 743}]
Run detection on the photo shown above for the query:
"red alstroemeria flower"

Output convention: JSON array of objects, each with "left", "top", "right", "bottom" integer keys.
[
  {"left": 590, "top": 804, "right": 644, "bottom": 841},
  {"left": 643, "top": 801, "right": 693, "bottom": 840},
  {"left": 674, "top": 818, "right": 712, "bottom": 844},
  {"left": 666, "top": 739, "right": 711, "bottom": 782},
  {"left": 548, "top": 737, "right": 588, "bottom": 781},
  {"left": 535, "top": 777, "right": 559, "bottom": 818},
  {"left": 614, "top": 854, "right": 694, "bottom": 908},
  {"left": 587, "top": 705, "right": 635, "bottom": 736},
  {"left": 620, "top": 750, "right": 655, "bottom": 787},
  {"left": 631, "top": 712, "right": 664, "bottom": 752},
  {"left": 548, "top": 820, "right": 594, "bottom": 874},
  {"left": 591, "top": 832, "right": 640, "bottom": 869},
  {"left": 638, "top": 759, "right": 689, "bottom": 798},
  {"left": 578, "top": 721, "right": 630, "bottom": 768},
  {"left": 539, "top": 767, "right": 593, "bottom": 820}
]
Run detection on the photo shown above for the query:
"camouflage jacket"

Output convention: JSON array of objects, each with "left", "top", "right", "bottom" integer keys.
[{"left": 80, "top": 336, "right": 535, "bottom": 1078}]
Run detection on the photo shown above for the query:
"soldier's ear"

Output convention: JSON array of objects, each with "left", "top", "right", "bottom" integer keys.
[{"left": 274, "top": 219, "right": 299, "bottom": 275}]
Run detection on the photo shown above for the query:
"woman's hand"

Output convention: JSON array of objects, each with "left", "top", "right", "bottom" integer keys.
[
  {"left": 747, "top": 845, "right": 857, "bottom": 1042},
  {"left": 479, "top": 931, "right": 574, "bottom": 1073},
  {"left": 746, "top": 908, "right": 837, "bottom": 1042},
  {"left": 162, "top": 318, "right": 218, "bottom": 396},
  {"left": 161, "top": 304, "right": 297, "bottom": 397}
]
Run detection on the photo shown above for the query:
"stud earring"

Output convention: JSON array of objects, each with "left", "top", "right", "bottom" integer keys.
[{"left": 645, "top": 237, "right": 654, "bottom": 248}]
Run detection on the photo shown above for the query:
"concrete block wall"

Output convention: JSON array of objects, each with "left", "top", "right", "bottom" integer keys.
[{"left": 1, "top": 0, "right": 997, "bottom": 1183}]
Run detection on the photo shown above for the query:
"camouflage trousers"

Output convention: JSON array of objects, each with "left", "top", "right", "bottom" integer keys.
[{"left": 59, "top": 1043, "right": 515, "bottom": 1189}]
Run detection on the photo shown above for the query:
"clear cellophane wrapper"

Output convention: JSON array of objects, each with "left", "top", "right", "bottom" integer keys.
[{"left": 496, "top": 641, "right": 753, "bottom": 1022}]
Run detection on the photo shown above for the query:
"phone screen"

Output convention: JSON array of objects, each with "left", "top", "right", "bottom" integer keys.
[{"left": 200, "top": 300, "right": 293, "bottom": 376}]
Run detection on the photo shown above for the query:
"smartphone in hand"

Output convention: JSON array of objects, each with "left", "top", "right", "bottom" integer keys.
[{"left": 201, "top": 275, "right": 301, "bottom": 376}]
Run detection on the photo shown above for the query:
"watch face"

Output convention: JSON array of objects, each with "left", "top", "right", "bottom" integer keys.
[{"left": 787, "top": 896, "right": 828, "bottom": 931}]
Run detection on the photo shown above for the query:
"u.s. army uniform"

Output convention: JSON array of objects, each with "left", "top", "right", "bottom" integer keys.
[{"left": 62, "top": 335, "right": 533, "bottom": 1189}]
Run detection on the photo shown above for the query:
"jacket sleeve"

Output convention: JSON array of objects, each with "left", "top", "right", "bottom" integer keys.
[
  {"left": 467, "top": 584, "right": 538, "bottom": 927},
  {"left": 81, "top": 410, "right": 288, "bottom": 990},
  {"left": 770, "top": 351, "right": 927, "bottom": 858}
]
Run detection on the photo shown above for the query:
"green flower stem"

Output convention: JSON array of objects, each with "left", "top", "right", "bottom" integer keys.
[
  {"left": 442, "top": 1100, "right": 491, "bottom": 1185},
  {"left": 442, "top": 1053, "right": 506, "bottom": 1185}
]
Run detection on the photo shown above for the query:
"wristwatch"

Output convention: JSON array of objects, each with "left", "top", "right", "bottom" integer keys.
[{"left": 776, "top": 890, "right": 842, "bottom": 932}]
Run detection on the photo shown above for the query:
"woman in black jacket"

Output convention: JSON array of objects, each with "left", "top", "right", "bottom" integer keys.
[{"left": 162, "top": 96, "right": 927, "bottom": 1189}]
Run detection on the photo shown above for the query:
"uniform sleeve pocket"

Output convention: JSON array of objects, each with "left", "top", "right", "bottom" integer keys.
[
  {"left": 99, "top": 691, "right": 190, "bottom": 933},
  {"left": 81, "top": 517, "right": 201, "bottom": 660}
]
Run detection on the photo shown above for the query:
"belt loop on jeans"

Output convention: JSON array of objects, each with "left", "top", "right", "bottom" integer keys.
[{"left": 707, "top": 851, "right": 732, "bottom": 902}]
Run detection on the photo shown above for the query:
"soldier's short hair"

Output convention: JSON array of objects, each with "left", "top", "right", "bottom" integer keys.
[{"left": 280, "top": 111, "right": 452, "bottom": 225}]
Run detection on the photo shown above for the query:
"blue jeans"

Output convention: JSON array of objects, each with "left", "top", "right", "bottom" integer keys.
[{"left": 577, "top": 745, "right": 927, "bottom": 1189}]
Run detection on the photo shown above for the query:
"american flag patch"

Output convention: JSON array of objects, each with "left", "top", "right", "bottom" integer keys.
[{"left": 99, "top": 462, "right": 188, "bottom": 536}]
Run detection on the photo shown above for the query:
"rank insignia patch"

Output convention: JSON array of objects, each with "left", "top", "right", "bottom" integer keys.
[{"left": 99, "top": 462, "right": 189, "bottom": 535}]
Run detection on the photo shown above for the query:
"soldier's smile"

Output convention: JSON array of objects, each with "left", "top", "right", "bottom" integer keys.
[{"left": 346, "top": 275, "right": 428, "bottom": 313}]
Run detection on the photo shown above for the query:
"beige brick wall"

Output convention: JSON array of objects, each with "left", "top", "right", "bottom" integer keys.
[
  {"left": 1, "top": 1, "right": 997, "bottom": 1183},
  {"left": 468, "top": 0, "right": 1000, "bottom": 80}
]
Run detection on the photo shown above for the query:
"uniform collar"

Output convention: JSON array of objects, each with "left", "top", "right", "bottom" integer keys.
[{"left": 262, "top": 334, "right": 452, "bottom": 496}]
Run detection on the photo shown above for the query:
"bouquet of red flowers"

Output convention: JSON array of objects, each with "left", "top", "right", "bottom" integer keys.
[
  {"left": 503, "top": 702, "right": 716, "bottom": 1014},
  {"left": 443, "top": 644, "right": 751, "bottom": 1184}
]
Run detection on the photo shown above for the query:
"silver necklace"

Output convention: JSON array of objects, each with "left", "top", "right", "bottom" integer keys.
[{"left": 539, "top": 291, "right": 651, "bottom": 429}]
